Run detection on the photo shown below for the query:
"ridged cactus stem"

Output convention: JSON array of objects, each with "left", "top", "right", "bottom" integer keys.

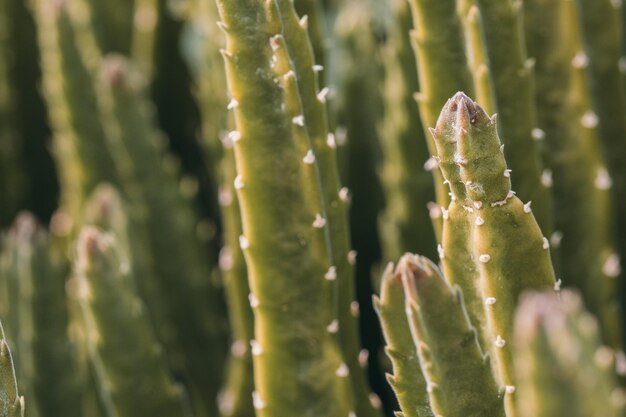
[
  {"left": 526, "top": 0, "right": 623, "bottom": 350},
  {"left": 472, "top": 0, "right": 553, "bottom": 233},
  {"left": 406, "top": 0, "right": 475, "bottom": 226},
  {"left": 399, "top": 254, "right": 505, "bottom": 417},
  {"left": 131, "top": 0, "right": 159, "bottom": 77},
  {"left": 434, "top": 93, "right": 556, "bottom": 417},
  {"left": 33, "top": 0, "right": 119, "bottom": 219},
  {"left": 378, "top": 0, "right": 437, "bottom": 263},
  {"left": 373, "top": 263, "right": 433, "bottom": 417},
  {"left": 0, "top": 321, "right": 24, "bottom": 417},
  {"left": 95, "top": 55, "right": 227, "bottom": 417},
  {"left": 74, "top": 227, "right": 191, "bottom": 417},
  {"left": 271, "top": 2, "right": 380, "bottom": 416},
  {"left": 214, "top": 0, "right": 354, "bottom": 414},
  {"left": 514, "top": 290, "right": 624, "bottom": 417},
  {"left": 575, "top": 0, "right": 626, "bottom": 284},
  {"left": 457, "top": 0, "right": 496, "bottom": 115}
]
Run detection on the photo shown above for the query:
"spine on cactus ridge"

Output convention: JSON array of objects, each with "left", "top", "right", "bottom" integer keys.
[
  {"left": 514, "top": 290, "right": 624, "bottom": 417},
  {"left": 457, "top": 0, "right": 496, "bottom": 115},
  {"left": 434, "top": 93, "right": 556, "bottom": 417},
  {"left": 399, "top": 254, "right": 505, "bottom": 417},
  {"left": 272, "top": 2, "right": 382, "bottom": 415},
  {"left": 406, "top": 0, "right": 475, "bottom": 231},
  {"left": 94, "top": 54, "right": 228, "bottom": 417},
  {"left": 33, "top": 0, "right": 120, "bottom": 219},
  {"left": 525, "top": 0, "right": 624, "bottom": 351},
  {"left": 74, "top": 227, "right": 192, "bottom": 417},
  {"left": 0, "top": 321, "right": 24, "bottom": 417},
  {"left": 378, "top": 0, "right": 437, "bottom": 263},
  {"left": 471, "top": 0, "right": 553, "bottom": 235},
  {"left": 214, "top": 0, "right": 355, "bottom": 414},
  {"left": 575, "top": 0, "right": 626, "bottom": 286},
  {"left": 293, "top": 0, "right": 327, "bottom": 83},
  {"left": 373, "top": 263, "right": 433, "bottom": 417}
]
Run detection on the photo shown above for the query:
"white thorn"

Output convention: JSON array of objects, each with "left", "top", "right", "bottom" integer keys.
[
  {"left": 325, "top": 266, "right": 337, "bottom": 281},
  {"left": 369, "top": 393, "right": 382, "bottom": 409},
  {"left": 227, "top": 99, "right": 239, "bottom": 110},
  {"left": 572, "top": 51, "right": 589, "bottom": 69},
  {"left": 479, "top": 254, "right": 491, "bottom": 263},
  {"left": 299, "top": 15, "right": 308, "bottom": 29},
  {"left": 542, "top": 237, "right": 550, "bottom": 250},
  {"left": 248, "top": 293, "right": 259, "bottom": 308},
  {"left": 313, "top": 213, "right": 326, "bottom": 228},
  {"left": 485, "top": 297, "right": 497, "bottom": 306},
  {"left": 231, "top": 340, "right": 247, "bottom": 357},
  {"left": 595, "top": 167, "right": 613, "bottom": 190},
  {"left": 349, "top": 412, "right": 357, "bottom": 417},
  {"left": 252, "top": 391, "right": 266, "bottom": 410},
  {"left": 523, "top": 201, "right": 532, "bottom": 213},
  {"left": 303, "top": 149, "right": 316, "bottom": 164},
  {"left": 441, "top": 207, "right": 449, "bottom": 220},
  {"left": 327, "top": 320, "right": 339, "bottom": 333},
  {"left": 503, "top": 169, "right": 512, "bottom": 178},
  {"left": 554, "top": 279, "right": 562, "bottom": 291},
  {"left": 603, "top": 254, "right": 621, "bottom": 278},
  {"left": 581, "top": 110, "right": 599, "bottom": 128},
  {"left": 475, "top": 216, "right": 485, "bottom": 226},
  {"left": 541, "top": 169, "right": 553, "bottom": 187},
  {"left": 336, "top": 362, "right": 350, "bottom": 377},
  {"left": 428, "top": 202, "right": 442, "bottom": 219},
  {"left": 424, "top": 157, "right": 439, "bottom": 171},
  {"left": 339, "top": 187, "right": 351, "bottom": 203},
  {"left": 283, "top": 69, "right": 295, "bottom": 80},
  {"left": 505, "top": 385, "right": 516, "bottom": 394},
  {"left": 327, "top": 133, "right": 336, "bottom": 148},
  {"left": 218, "top": 186, "right": 233, "bottom": 206},
  {"left": 358, "top": 349, "right": 369, "bottom": 367},
  {"left": 251, "top": 339, "right": 263, "bottom": 356},
  {"left": 234, "top": 175, "right": 244, "bottom": 190},
  {"left": 317, "top": 87, "right": 330, "bottom": 103},
  {"left": 313, "top": 64, "right": 324, "bottom": 72},
  {"left": 293, "top": 115, "right": 305, "bottom": 127},
  {"left": 531, "top": 128, "right": 546, "bottom": 141},
  {"left": 437, "top": 244, "right": 445, "bottom": 259},
  {"left": 351, "top": 301, "right": 360, "bottom": 317},
  {"left": 239, "top": 235, "right": 250, "bottom": 249},
  {"left": 473, "top": 201, "right": 483, "bottom": 209},
  {"left": 228, "top": 130, "right": 242, "bottom": 142},
  {"left": 550, "top": 231, "right": 563, "bottom": 248},
  {"left": 494, "top": 335, "right": 506, "bottom": 348},
  {"left": 348, "top": 250, "right": 357, "bottom": 265}
]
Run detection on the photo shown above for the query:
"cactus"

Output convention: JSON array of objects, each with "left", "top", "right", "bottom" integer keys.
[
  {"left": 0, "top": 321, "right": 24, "bottom": 417},
  {"left": 514, "top": 290, "right": 624, "bottom": 417}
]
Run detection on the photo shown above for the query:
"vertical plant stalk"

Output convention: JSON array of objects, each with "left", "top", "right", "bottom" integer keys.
[
  {"left": 74, "top": 227, "right": 192, "bottom": 417},
  {"left": 374, "top": 263, "right": 433, "bottom": 417},
  {"left": 214, "top": 0, "right": 355, "bottom": 415},
  {"left": 0, "top": 321, "right": 24, "bottom": 417},
  {"left": 525, "top": 0, "right": 623, "bottom": 350},
  {"left": 378, "top": 0, "right": 437, "bottom": 262},
  {"left": 407, "top": 0, "right": 474, "bottom": 232},
  {"left": 472, "top": 0, "right": 553, "bottom": 233},
  {"left": 514, "top": 290, "right": 624, "bottom": 417},
  {"left": 432, "top": 93, "right": 556, "bottom": 417},
  {"left": 575, "top": 0, "right": 626, "bottom": 284}
]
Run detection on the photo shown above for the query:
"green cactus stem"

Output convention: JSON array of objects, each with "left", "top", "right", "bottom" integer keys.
[
  {"left": 472, "top": 0, "right": 553, "bottom": 234},
  {"left": 214, "top": 0, "right": 354, "bottom": 414},
  {"left": 457, "top": 0, "right": 496, "bottom": 115},
  {"left": 94, "top": 54, "right": 227, "bottom": 417},
  {"left": 0, "top": 321, "right": 24, "bottom": 417},
  {"left": 131, "top": 0, "right": 159, "bottom": 77},
  {"left": 378, "top": 0, "right": 437, "bottom": 263},
  {"left": 524, "top": 0, "right": 623, "bottom": 350},
  {"left": 406, "top": 0, "right": 474, "bottom": 225},
  {"left": 374, "top": 262, "right": 433, "bottom": 417},
  {"left": 575, "top": 0, "right": 626, "bottom": 284},
  {"left": 514, "top": 290, "right": 624, "bottom": 417},
  {"left": 33, "top": 0, "right": 119, "bottom": 218},
  {"left": 74, "top": 227, "right": 191, "bottom": 417},
  {"left": 434, "top": 92, "right": 556, "bottom": 417},
  {"left": 399, "top": 254, "right": 505, "bottom": 417}
]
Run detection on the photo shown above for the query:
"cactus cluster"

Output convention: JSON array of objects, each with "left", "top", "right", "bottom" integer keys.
[{"left": 1, "top": 0, "right": 626, "bottom": 416}]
